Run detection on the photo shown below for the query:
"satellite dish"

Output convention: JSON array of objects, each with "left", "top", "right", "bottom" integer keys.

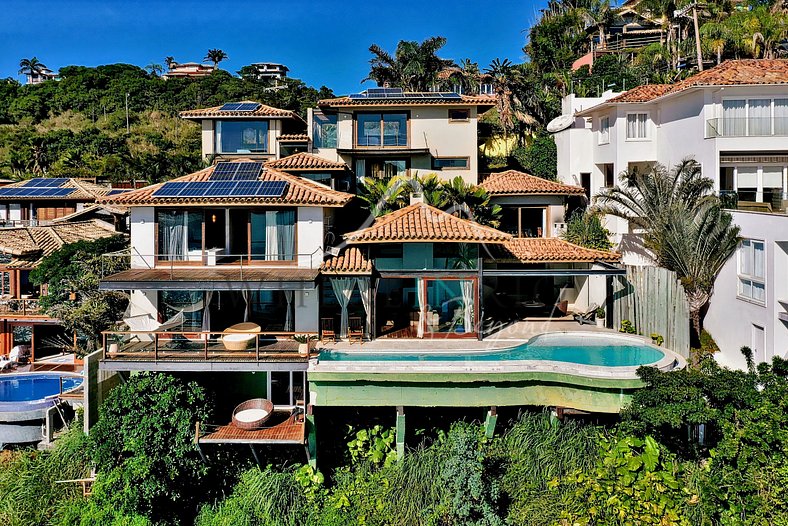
[{"left": 547, "top": 114, "right": 574, "bottom": 133}]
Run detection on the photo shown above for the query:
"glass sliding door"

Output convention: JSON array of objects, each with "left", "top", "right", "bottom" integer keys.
[
  {"left": 424, "top": 278, "right": 476, "bottom": 336},
  {"left": 748, "top": 99, "right": 771, "bottom": 136},
  {"left": 249, "top": 209, "right": 296, "bottom": 262},
  {"left": 157, "top": 210, "right": 202, "bottom": 261}
]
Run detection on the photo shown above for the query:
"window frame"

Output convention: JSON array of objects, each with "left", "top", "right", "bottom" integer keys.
[
  {"left": 448, "top": 108, "right": 470, "bottom": 122},
  {"left": 214, "top": 120, "right": 270, "bottom": 154},
  {"left": 625, "top": 112, "right": 650, "bottom": 141},
  {"left": 737, "top": 238, "right": 766, "bottom": 305},
  {"left": 599, "top": 116, "right": 610, "bottom": 145},
  {"left": 354, "top": 111, "right": 410, "bottom": 148},
  {"left": 432, "top": 157, "right": 470, "bottom": 170}
]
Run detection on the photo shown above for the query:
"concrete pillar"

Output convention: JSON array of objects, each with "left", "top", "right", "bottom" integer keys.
[
  {"left": 484, "top": 406, "right": 498, "bottom": 439},
  {"left": 395, "top": 406, "right": 406, "bottom": 460},
  {"left": 306, "top": 405, "right": 317, "bottom": 468}
]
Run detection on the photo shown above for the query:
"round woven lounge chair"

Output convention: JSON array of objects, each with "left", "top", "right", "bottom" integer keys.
[
  {"left": 222, "top": 332, "right": 255, "bottom": 351},
  {"left": 225, "top": 322, "right": 261, "bottom": 333},
  {"left": 232, "top": 398, "right": 274, "bottom": 430}
]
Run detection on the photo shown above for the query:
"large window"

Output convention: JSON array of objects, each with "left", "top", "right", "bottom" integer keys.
[
  {"left": 312, "top": 112, "right": 337, "bottom": 148},
  {"left": 356, "top": 113, "right": 408, "bottom": 147},
  {"left": 738, "top": 239, "right": 765, "bottom": 303},
  {"left": 250, "top": 210, "right": 296, "bottom": 261},
  {"left": 626, "top": 113, "right": 648, "bottom": 140},
  {"left": 216, "top": 120, "right": 268, "bottom": 153},
  {"left": 721, "top": 98, "right": 788, "bottom": 136},
  {"left": 157, "top": 210, "right": 202, "bottom": 261},
  {"left": 599, "top": 116, "right": 610, "bottom": 144}
]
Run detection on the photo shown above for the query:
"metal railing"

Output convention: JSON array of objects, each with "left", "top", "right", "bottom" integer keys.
[
  {"left": 0, "top": 298, "right": 43, "bottom": 315},
  {"left": 706, "top": 117, "right": 788, "bottom": 138},
  {"left": 355, "top": 135, "right": 409, "bottom": 147},
  {"left": 595, "top": 33, "right": 665, "bottom": 52},
  {"left": 720, "top": 190, "right": 787, "bottom": 214},
  {"left": 102, "top": 330, "right": 318, "bottom": 362},
  {"left": 0, "top": 219, "right": 55, "bottom": 228},
  {"left": 101, "top": 247, "right": 323, "bottom": 278}
]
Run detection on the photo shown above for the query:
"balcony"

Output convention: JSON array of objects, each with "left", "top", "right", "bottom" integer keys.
[
  {"left": 720, "top": 190, "right": 788, "bottom": 214},
  {"left": 101, "top": 330, "right": 317, "bottom": 367},
  {"left": 0, "top": 298, "right": 44, "bottom": 316},
  {"left": 706, "top": 117, "right": 788, "bottom": 138}
]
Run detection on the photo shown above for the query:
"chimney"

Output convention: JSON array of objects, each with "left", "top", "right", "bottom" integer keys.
[{"left": 410, "top": 192, "right": 423, "bottom": 205}]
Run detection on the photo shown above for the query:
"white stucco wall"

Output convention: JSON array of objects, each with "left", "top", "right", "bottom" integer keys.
[
  {"left": 130, "top": 207, "right": 155, "bottom": 269},
  {"left": 704, "top": 211, "right": 788, "bottom": 370},
  {"left": 294, "top": 290, "right": 319, "bottom": 332},
  {"left": 297, "top": 206, "right": 324, "bottom": 268}
]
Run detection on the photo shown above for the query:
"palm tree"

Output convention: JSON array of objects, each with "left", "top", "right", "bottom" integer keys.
[
  {"left": 595, "top": 159, "right": 740, "bottom": 343},
  {"left": 145, "top": 63, "right": 164, "bottom": 76},
  {"left": 582, "top": 0, "right": 614, "bottom": 49},
  {"left": 204, "top": 49, "right": 228, "bottom": 68},
  {"left": 18, "top": 57, "right": 47, "bottom": 78},
  {"left": 485, "top": 58, "right": 519, "bottom": 134},
  {"left": 700, "top": 19, "right": 733, "bottom": 65},
  {"left": 164, "top": 56, "right": 176, "bottom": 70},
  {"left": 364, "top": 36, "right": 455, "bottom": 91}
]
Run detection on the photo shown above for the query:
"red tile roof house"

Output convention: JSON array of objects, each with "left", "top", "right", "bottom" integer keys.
[{"left": 552, "top": 59, "right": 788, "bottom": 368}]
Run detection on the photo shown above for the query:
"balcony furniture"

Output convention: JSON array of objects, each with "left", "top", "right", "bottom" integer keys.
[
  {"left": 321, "top": 318, "right": 336, "bottom": 343},
  {"left": 225, "top": 322, "right": 261, "bottom": 333},
  {"left": 123, "top": 311, "right": 186, "bottom": 342},
  {"left": 187, "top": 249, "right": 203, "bottom": 262},
  {"left": 231, "top": 398, "right": 274, "bottom": 430},
  {"left": 573, "top": 304, "right": 598, "bottom": 326},
  {"left": 554, "top": 300, "right": 569, "bottom": 316},
  {"left": 222, "top": 332, "right": 255, "bottom": 351},
  {"left": 738, "top": 201, "right": 773, "bottom": 213},
  {"left": 205, "top": 247, "right": 224, "bottom": 266},
  {"left": 348, "top": 317, "right": 363, "bottom": 344}
]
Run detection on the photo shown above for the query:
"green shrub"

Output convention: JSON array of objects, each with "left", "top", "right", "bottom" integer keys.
[
  {"left": 512, "top": 134, "right": 557, "bottom": 180},
  {"left": 562, "top": 209, "right": 613, "bottom": 251}
]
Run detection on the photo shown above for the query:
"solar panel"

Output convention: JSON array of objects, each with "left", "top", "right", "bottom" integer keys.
[
  {"left": 219, "top": 102, "right": 260, "bottom": 112},
  {"left": 209, "top": 161, "right": 263, "bottom": 180},
  {"left": 24, "top": 178, "right": 69, "bottom": 188},
  {"left": 106, "top": 189, "right": 130, "bottom": 196},
  {"left": 152, "top": 182, "right": 188, "bottom": 197},
  {"left": 347, "top": 89, "right": 462, "bottom": 100}
]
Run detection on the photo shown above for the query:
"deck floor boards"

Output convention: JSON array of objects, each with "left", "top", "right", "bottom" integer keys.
[{"left": 199, "top": 411, "right": 304, "bottom": 444}]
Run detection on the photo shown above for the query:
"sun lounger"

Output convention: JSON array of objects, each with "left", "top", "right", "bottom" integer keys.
[{"left": 573, "top": 304, "right": 598, "bottom": 325}]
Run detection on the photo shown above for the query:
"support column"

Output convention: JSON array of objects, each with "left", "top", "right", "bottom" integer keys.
[
  {"left": 605, "top": 276, "right": 614, "bottom": 329},
  {"left": 395, "top": 406, "right": 406, "bottom": 460},
  {"left": 484, "top": 406, "right": 498, "bottom": 439},
  {"left": 306, "top": 404, "right": 317, "bottom": 468}
]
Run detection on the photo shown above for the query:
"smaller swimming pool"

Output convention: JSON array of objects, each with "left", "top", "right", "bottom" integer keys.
[
  {"left": 318, "top": 332, "right": 666, "bottom": 368},
  {"left": 0, "top": 373, "right": 83, "bottom": 411}
]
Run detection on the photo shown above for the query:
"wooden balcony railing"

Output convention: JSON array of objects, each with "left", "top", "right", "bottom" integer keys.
[
  {"left": 0, "top": 298, "right": 43, "bottom": 315},
  {"left": 102, "top": 330, "right": 318, "bottom": 363}
]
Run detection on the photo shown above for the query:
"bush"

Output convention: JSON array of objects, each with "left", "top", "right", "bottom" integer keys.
[
  {"left": 88, "top": 373, "right": 213, "bottom": 524},
  {"left": 512, "top": 134, "right": 557, "bottom": 180},
  {"left": 562, "top": 209, "right": 613, "bottom": 251}
]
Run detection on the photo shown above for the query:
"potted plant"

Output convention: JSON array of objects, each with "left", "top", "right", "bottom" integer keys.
[
  {"left": 293, "top": 334, "right": 317, "bottom": 355},
  {"left": 595, "top": 307, "right": 606, "bottom": 328}
]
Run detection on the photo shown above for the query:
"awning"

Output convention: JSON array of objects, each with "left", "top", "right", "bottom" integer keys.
[{"left": 100, "top": 267, "right": 319, "bottom": 291}]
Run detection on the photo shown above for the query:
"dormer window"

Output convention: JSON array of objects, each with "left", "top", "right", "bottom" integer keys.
[{"left": 215, "top": 120, "right": 269, "bottom": 154}]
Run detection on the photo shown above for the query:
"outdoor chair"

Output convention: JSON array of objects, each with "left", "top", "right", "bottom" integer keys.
[
  {"left": 321, "top": 318, "right": 336, "bottom": 343},
  {"left": 348, "top": 317, "right": 364, "bottom": 344},
  {"left": 573, "top": 304, "right": 598, "bottom": 325}
]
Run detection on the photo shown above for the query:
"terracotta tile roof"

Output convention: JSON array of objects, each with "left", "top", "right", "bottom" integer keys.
[
  {"left": 344, "top": 202, "right": 511, "bottom": 244},
  {"left": 319, "top": 94, "right": 497, "bottom": 108},
  {"left": 277, "top": 133, "right": 309, "bottom": 142},
  {"left": 0, "top": 178, "right": 111, "bottom": 201},
  {"left": 179, "top": 101, "right": 304, "bottom": 122},
  {"left": 491, "top": 238, "right": 620, "bottom": 263},
  {"left": 320, "top": 247, "right": 372, "bottom": 275},
  {"left": 265, "top": 152, "right": 348, "bottom": 171},
  {"left": 607, "top": 84, "right": 672, "bottom": 103},
  {"left": 98, "top": 161, "right": 353, "bottom": 207},
  {"left": 480, "top": 170, "right": 585, "bottom": 196},
  {"left": 585, "top": 60, "right": 788, "bottom": 111},
  {"left": 0, "top": 220, "right": 120, "bottom": 268}
]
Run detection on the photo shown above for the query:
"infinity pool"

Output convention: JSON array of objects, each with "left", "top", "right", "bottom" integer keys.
[
  {"left": 318, "top": 333, "right": 665, "bottom": 367},
  {"left": 0, "top": 373, "right": 83, "bottom": 403}
]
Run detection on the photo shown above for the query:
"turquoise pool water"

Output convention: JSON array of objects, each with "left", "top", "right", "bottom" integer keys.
[
  {"left": 0, "top": 373, "right": 83, "bottom": 403},
  {"left": 318, "top": 333, "right": 665, "bottom": 367}
]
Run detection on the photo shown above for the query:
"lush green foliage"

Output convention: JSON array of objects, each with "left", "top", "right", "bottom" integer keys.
[
  {"left": 346, "top": 425, "right": 397, "bottom": 467},
  {"left": 365, "top": 36, "right": 455, "bottom": 92},
  {"left": 86, "top": 373, "right": 215, "bottom": 524},
  {"left": 512, "top": 133, "right": 558, "bottom": 180},
  {"left": 562, "top": 209, "right": 613, "bottom": 251},
  {"left": 30, "top": 235, "right": 129, "bottom": 354}
]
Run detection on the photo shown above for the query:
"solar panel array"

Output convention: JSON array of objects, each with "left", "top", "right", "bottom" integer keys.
[
  {"left": 219, "top": 102, "right": 261, "bottom": 112},
  {"left": 0, "top": 177, "right": 73, "bottom": 198},
  {"left": 209, "top": 161, "right": 263, "bottom": 180},
  {"left": 152, "top": 180, "right": 288, "bottom": 198},
  {"left": 106, "top": 189, "right": 131, "bottom": 196},
  {"left": 348, "top": 89, "right": 462, "bottom": 100}
]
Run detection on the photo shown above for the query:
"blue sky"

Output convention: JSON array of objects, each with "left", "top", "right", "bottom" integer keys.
[{"left": 1, "top": 0, "right": 547, "bottom": 94}]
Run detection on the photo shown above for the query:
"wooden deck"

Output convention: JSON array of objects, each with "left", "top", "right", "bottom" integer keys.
[
  {"left": 105, "top": 339, "right": 310, "bottom": 363},
  {"left": 197, "top": 410, "right": 305, "bottom": 445}
]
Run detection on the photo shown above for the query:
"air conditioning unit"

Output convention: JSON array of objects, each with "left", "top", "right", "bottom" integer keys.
[{"left": 553, "top": 222, "right": 567, "bottom": 235}]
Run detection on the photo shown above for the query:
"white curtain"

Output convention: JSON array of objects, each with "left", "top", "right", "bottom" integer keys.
[
  {"left": 749, "top": 99, "right": 771, "bottom": 136},
  {"left": 775, "top": 99, "right": 788, "bottom": 135},
  {"left": 161, "top": 211, "right": 186, "bottom": 260},
  {"left": 330, "top": 278, "right": 355, "bottom": 338},
  {"left": 460, "top": 280, "right": 474, "bottom": 333},
  {"left": 416, "top": 278, "right": 425, "bottom": 338},
  {"left": 284, "top": 290, "right": 294, "bottom": 331},
  {"left": 736, "top": 167, "right": 758, "bottom": 190},
  {"left": 723, "top": 99, "right": 746, "bottom": 136},
  {"left": 356, "top": 278, "right": 371, "bottom": 337},
  {"left": 265, "top": 211, "right": 279, "bottom": 262},
  {"left": 201, "top": 290, "right": 214, "bottom": 333},
  {"left": 241, "top": 289, "right": 250, "bottom": 322}
]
